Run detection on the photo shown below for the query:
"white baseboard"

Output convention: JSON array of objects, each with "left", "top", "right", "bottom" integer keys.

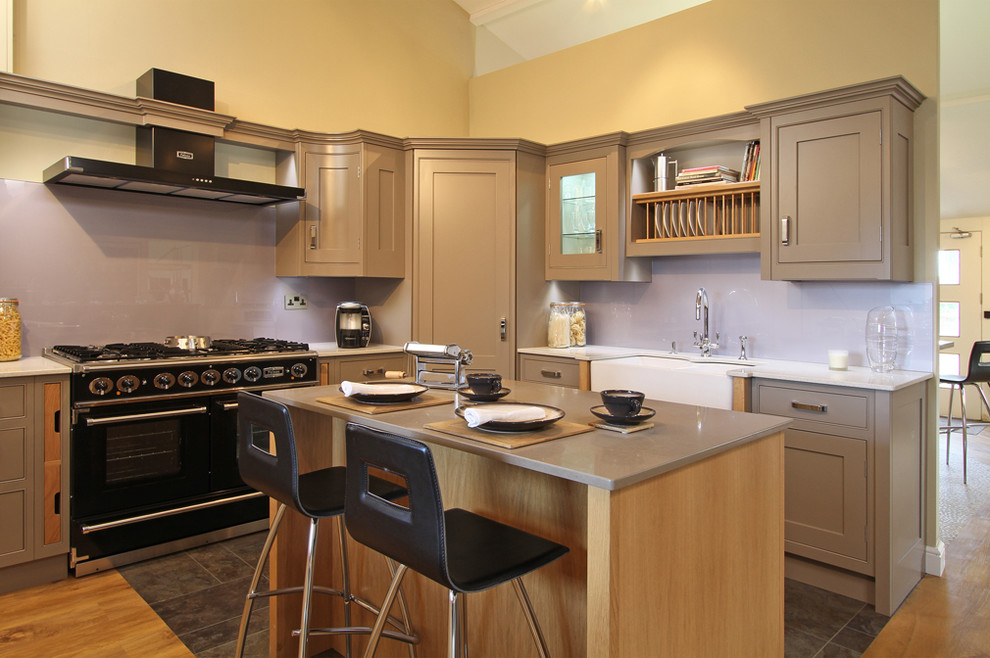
[{"left": 925, "top": 541, "right": 945, "bottom": 576}]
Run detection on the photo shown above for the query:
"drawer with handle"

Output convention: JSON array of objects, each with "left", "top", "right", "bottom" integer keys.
[
  {"left": 518, "top": 356, "right": 581, "bottom": 389},
  {"left": 754, "top": 380, "right": 873, "bottom": 438}
]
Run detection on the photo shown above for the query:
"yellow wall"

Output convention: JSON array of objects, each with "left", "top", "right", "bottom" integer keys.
[
  {"left": 11, "top": 0, "right": 474, "bottom": 137},
  {"left": 468, "top": 0, "right": 939, "bottom": 144}
]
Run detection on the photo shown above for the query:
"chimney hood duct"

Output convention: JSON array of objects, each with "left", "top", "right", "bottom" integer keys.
[{"left": 43, "top": 69, "right": 304, "bottom": 206}]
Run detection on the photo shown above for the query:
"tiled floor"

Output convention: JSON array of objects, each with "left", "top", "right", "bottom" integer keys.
[{"left": 119, "top": 528, "right": 889, "bottom": 658}]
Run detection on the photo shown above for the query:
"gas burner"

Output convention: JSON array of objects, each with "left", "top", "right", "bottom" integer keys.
[{"left": 50, "top": 337, "right": 311, "bottom": 363}]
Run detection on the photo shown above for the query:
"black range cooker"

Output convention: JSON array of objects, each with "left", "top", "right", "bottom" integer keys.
[{"left": 43, "top": 337, "right": 318, "bottom": 575}]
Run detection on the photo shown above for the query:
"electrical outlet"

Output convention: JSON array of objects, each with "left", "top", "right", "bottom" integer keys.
[{"left": 284, "top": 294, "right": 308, "bottom": 310}]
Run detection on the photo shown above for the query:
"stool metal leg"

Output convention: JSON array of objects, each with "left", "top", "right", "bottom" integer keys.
[
  {"left": 512, "top": 578, "right": 551, "bottom": 658},
  {"left": 448, "top": 590, "right": 466, "bottom": 658},
  {"left": 298, "top": 517, "right": 321, "bottom": 658},
  {"left": 336, "top": 517, "right": 354, "bottom": 658},
  {"left": 945, "top": 383, "right": 956, "bottom": 463},
  {"left": 236, "top": 502, "right": 286, "bottom": 658},
  {"left": 363, "top": 563, "right": 409, "bottom": 658},
  {"left": 960, "top": 385, "right": 969, "bottom": 484}
]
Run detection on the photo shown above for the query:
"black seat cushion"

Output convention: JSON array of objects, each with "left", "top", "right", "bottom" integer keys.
[
  {"left": 297, "top": 466, "right": 406, "bottom": 519},
  {"left": 444, "top": 508, "right": 569, "bottom": 593}
]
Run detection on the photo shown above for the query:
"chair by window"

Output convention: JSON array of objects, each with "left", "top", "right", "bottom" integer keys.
[{"left": 939, "top": 341, "right": 990, "bottom": 483}]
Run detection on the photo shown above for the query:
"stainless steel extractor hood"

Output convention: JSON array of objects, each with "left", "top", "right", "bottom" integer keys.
[{"left": 43, "top": 69, "right": 304, "bottom": 206}]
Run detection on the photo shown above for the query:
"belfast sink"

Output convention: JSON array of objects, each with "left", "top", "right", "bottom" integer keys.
[{"left": 590, "top": 355, "right": 756, "bottom": 410}]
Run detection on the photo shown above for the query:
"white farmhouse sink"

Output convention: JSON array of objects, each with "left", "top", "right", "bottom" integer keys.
[{"left": 590, "top": 355, "right": 755, "bottom": 410}]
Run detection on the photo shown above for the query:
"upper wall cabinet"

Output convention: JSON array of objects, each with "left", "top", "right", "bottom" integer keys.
[
  {"left": 546, "top": 134, "right": 650, "bottom": 281},
  {"left": 276, "top": 132, "right": 405, "bottom": 278},
  {"left": 748, "top": 77, "right": 925, "bottom": 281},
  {"left": 625, "top": 114, "right": 762, "bottom": 257}
]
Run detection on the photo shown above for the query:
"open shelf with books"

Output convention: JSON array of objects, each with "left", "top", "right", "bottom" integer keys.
[{"left": 625, "top": 115, "right": 761, "bottom": 256}]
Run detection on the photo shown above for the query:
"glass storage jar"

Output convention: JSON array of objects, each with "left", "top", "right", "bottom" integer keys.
[
  {"left": 0, "top": 298, "right": 22, "bottom": 361},
  {"left": 865, "top": 305, "right": 897, "bottom": 372},
  {"left": 567, "top": 302, "right": 587, "bottom": 347},
  {"left": 548, "top": 302, "right": 571, "bottom": 348}
]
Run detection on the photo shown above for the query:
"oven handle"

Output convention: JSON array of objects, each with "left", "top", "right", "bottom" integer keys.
[
  {"left": 84, "top": 405, "right": 209, "bottom": 426},
  {"left": 220, "top": 401, "right": 239, "bottom": 411},
  {"left": 78, "top": 491, "right": 267, "bottom": 534}
]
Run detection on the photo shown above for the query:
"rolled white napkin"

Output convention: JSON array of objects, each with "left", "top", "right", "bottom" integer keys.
[
  {"left": 464, "top": 404, "right": 546, "bottom": 428},
  {"left": 341, "top": 381, "right": 420, "bottom": 397}
]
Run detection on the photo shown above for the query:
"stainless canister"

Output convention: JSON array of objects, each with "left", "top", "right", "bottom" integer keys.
[{"left": 654, "top": 154, "right": 678, "bottom": 191}]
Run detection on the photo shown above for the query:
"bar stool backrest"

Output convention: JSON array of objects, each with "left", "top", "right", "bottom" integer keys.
[
  {"left": 965, "top": 341, "right": 990, "bottom": 383},
  {"left": 236, "top": 392, "right": 304, "bottom": 516},
  {"left": 344, "top": 423, "right": 449, "bottom": 588}
]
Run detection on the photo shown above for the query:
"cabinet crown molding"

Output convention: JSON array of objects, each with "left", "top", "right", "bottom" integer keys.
[{"left": 745, "top": 75, "right": 926, "bottom": 117}]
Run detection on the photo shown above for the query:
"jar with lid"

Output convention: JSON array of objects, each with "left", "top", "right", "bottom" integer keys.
[
  {"left": 567, "top": 302, "right": 587, "bottom": 347},
  {"left": 865, "top": 305, "right": 897, "bottom": 372},
  {"left": 0, "top": 298, "right": 22, "bottom": 361},
  {"left": 548, "top": 302, "right": 571, "bottom": 348}
]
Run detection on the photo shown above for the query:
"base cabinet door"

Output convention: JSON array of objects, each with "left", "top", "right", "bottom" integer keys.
[
  {"left": 0, "top": 379, "right": 34, "bottom": 569},
  {"left": 784, "top": 429, "right": 869, "bottom": 570}
]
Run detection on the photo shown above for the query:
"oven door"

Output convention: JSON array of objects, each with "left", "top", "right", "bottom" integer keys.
[
  {"left": 71, "top": 398, "right": 212, "bottom": 519},
  {"left": 209, "top": 394, "right": 248, "bottom": 492}
]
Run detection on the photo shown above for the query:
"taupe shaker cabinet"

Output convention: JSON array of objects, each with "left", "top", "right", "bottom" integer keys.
[
  {"left": 751, "top": 377, "right": 927, "bottom": 615},
  {"left": 275, "top": 132, "right": 405, "bottom": 278},
  {"left": 546, "top": 135, "right": 650, "bottom": 281},
  {"left": 0, "top": 375, "right": 70, "bottom": 593},
  {"left": 317, "top": 351, "right": 408, "bottom": 386},
  {"left": 749, "top": 77, "right": 924, "bottom": 281}
]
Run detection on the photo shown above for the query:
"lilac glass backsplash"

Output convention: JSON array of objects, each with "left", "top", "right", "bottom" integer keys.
[
  {"left": 580, "top": 253, "right": 935, "bottom": 372},
  {"left": 0, "top": 179, "right": 354, "bottom": 355}
]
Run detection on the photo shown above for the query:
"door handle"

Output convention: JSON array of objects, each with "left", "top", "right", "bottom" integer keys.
[
  {"left": 499, "top": 317, "right": 507, "bottom": 342},
  {"left": 595, "top": 229, "right": 602, "bottom": 253},
  {"left": 780, "top": 216, "right": 791, "bottom": 246},
  {"left": 309, "top": 224, "right": 318, "bottom": 249},
  {"left": 791, "top": 401, "right": 827, "bottom": 413}
]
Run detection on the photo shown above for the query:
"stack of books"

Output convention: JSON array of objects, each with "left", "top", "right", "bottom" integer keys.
[
  {"left": 740, "top": 140, "right": 760, "bottom": 182},
  {"left": 675, "top": 165, "right": 740, "bottom": 187}
]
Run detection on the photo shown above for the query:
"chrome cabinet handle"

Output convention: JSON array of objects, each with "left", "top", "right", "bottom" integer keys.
[
  {"left": 500, "top": 317, "right": 507, "bottom": 342},
  {"left": 595, "top": 229, "right": 602, "bottom": 253},
  {"left": 362, "top": 367, "right": 385, "bottom": 377},
  {"left": 309, "top": 224, "right": 318, "bottom": 249},
  {"left": 540, "top": 369, "right": 562, "bottom": 378},
  {"left": 780, "top": 216, "right": 791, "bottom": 246},
  {"left": 791, "top": 401, "right": 827, "bottom": 413}
]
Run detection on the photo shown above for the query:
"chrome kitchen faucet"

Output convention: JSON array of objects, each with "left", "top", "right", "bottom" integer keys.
[{"left": 693, "top": 287, "right": 719, "bottom": 357}]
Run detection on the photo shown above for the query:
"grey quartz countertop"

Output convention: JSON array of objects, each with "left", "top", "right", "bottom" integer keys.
[
  {"left": 309, "top": 343, "right": 406, "bottom": 357},
  {"left": 0, "top": 356, "right": 72, "bottom": 378},
  {"left": 265, "top": 379, "right": 790, "bottom": 491},
  {"left": 518, "top": 345, "right": 933, "bottom": 392}
]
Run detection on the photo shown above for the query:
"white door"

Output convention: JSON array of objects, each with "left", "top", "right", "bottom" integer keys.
[{"left": 938, "top": 227, "right": 983, "bottom": 419}]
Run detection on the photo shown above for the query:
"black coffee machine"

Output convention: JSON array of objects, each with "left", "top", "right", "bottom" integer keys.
[{"left": 335, "top": 302, "right": 372, "bottom": 348}]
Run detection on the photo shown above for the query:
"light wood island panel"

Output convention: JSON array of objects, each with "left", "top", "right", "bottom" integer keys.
[{"left": 264, "top": 381, "right": 787, "bottom": 657}]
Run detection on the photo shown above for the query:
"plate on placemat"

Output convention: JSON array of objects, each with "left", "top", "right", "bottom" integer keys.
[
  {"left": 340, "top": 382, "right": 429, "bottom": 404},
  {"left": 590, "top": 405, "right": 656, "bottom": 426},
  {"left": 454, "top": 403, "right": 564, "bottom": 432}
]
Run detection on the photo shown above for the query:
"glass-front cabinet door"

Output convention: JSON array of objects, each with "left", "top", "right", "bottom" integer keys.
[{"left": 548, "top": 157, "right": 608, "bottom": 275}]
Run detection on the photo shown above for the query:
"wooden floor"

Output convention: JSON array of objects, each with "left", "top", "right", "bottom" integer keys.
[
  {"left": 0, "top": 569, "right": 191, "bottom": 657},
  {"left": 864, "top": 426, "right": 990, "bottom": 657},
  {"left": 1, "top": 428, "right": 989, "bottom": 657}
]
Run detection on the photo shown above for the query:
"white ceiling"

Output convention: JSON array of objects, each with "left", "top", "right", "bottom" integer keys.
[{"left": 454, "top": 0, "right": 709, "bottom": 74}]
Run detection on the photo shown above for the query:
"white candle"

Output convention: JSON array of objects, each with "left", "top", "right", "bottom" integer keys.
[{"left": 828, "top": 350, "right": 849, "bottom": 371}]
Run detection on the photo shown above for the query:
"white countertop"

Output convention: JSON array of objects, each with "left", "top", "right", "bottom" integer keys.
[
  {"left": 309, "top": 343, "right": 406, "bottom": 357},
  {"left": 518, "top": 345, "right": 933, "bottom": 392},
  {"left": 0, "top": 356, "right": 72, "bottom": 378}
]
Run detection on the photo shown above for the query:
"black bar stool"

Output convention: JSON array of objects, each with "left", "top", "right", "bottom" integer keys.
[
  {"left": 939, "top": 341, "right": 990, "bottom": 483},
  {"left": 343, "top": 422, "right": 570, "bottom": 658},
  {"left": 235, "top": 393, "right": 418, "bottom": 658}
]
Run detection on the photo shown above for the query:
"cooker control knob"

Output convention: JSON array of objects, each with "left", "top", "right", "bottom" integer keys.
[
  {"left": 178, "top": 371, "right": 199, "bottom": 388},
  {"left": 243, "top": 366, "right": 262, "bottom": 382},
  {"left": 222, "top": 368, "right": 242, "bottom": 384},
  {"left": 290, "top": 363, "right": 308, "bottom": 379},
  {"left": 201, "top": 369, "right": 221, "bottom": 386},
  {"left": 153, "top": 373, "right": 176, "bottom": 390},
  {"left": 116, "top": 375, "right": 140, "bottom": 394},
  {"left": 89, "top": 377, "right": 114, "bottom": 396}
]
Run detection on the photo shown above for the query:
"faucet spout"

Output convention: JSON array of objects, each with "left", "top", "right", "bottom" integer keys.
[{"left": 693, "top": 287, "right": 718, "bottom": 357}]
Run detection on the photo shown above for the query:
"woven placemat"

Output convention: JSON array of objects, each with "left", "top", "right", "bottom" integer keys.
[
  {"left": 316, "top": 393, "right": 452, "bottom": 415},
  {"left": 425, "top": 418, "right": 594, "bottom": 449}
]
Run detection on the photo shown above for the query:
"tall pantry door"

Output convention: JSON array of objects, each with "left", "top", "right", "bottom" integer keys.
[{"left": 414, "top": 152, "right": 516, "bottom": 375}]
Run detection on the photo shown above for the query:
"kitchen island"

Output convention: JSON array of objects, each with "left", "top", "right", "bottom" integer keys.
[{"left": 263, "top": 380, "right": 790, "bottom": 657}]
